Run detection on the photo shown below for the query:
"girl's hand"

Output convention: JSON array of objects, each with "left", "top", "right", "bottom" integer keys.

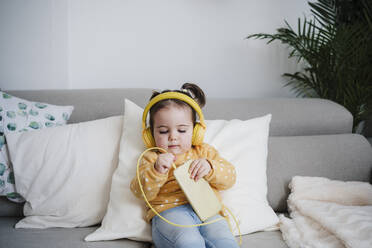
[
  {"left": 155, "top": 153, "right": 175, "bottom": 174},
  {"left": 189, "top": 158, "right": 212, "bottom": 181}
]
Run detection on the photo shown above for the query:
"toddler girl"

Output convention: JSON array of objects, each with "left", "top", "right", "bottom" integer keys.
[{"left": 130, "top": 83, "right": 239, "bottom": 248}]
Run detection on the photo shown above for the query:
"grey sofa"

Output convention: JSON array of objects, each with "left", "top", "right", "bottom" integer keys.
[{"left": 1, "top": 88, "right": 371, "bottom": 248}]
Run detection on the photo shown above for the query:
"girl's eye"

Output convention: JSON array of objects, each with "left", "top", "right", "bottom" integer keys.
[
  {"left": 178, "top": 130, "right": 186, "bottom": 133},
  {"left": 159, "top": 130, "right": 168, "bottom": 134}
]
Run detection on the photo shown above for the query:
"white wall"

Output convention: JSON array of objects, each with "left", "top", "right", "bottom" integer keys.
[{"left": 0, "top": 0, "right": 310, "bottom": 98}]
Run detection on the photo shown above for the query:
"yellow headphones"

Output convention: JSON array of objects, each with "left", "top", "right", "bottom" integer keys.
[{"left": 142, "top": 91, "right": 206, "bottom": 148}]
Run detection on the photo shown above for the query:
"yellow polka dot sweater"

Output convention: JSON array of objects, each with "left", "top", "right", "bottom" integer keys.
[{"left": 130, "top": 143, "right": 236, "bottom": 222}]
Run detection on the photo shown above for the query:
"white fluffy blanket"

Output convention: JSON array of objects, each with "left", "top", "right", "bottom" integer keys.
[{"left": 279, "top": 176, "right": 372, "bottom": 248}]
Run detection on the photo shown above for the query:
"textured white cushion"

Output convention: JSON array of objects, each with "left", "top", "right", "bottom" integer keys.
[
  {"left": 86, "top": 99, "right": 150, "bottom": 241},
  {"left": 86, "top": 99, "right": 278, "bottom": 242},
  {"left": 205, "top": 118, "right": 279, "bottom": 234},
  {"left": 6, "top": 116, "right": 123, "bottom": 228},
  {"left": 0, "top": 91, "right": 74, "bottom": 202}
]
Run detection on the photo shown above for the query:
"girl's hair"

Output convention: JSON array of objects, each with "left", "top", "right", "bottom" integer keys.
[{"left": 149, "top": 83, "right": 206, "bottom": 131}]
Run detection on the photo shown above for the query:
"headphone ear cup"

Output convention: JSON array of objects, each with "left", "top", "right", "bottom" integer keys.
[
  {"left": 142, "top": 128, "right": 156, "bottom": 148},
  {"left": 192, "top": 123, "right": 205, "bottom": 146}
]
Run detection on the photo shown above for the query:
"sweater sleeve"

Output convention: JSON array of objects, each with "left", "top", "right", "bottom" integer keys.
[
  {"left": 196, "top": 143, "right": 236, "bottom": 190},
  {"left": 130, "top": 151, "right": 169, "bottom": 201}
]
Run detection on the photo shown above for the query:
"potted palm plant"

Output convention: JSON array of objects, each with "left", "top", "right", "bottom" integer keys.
[{"left": 247, "top": 0, "right": 372, "bottom": 133}]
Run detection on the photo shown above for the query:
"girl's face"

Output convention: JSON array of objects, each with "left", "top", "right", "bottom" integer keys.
[{"left": 153, "top": 104, "right": 193, "bottom": 155}]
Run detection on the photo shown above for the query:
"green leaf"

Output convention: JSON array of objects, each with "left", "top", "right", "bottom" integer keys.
[
  {"left": 6, "top": 111, "right": 16, "bottom": 119},
  {"left": 18, "top": 102, "right": 27, "bottom": 110},
  {"left": 28, "top": 122, "right": 40, "bottom": 129},
  {"left": 6, "top": 192, "right": 22, "bottom": 199},
  {"left": 0, "top": 135, "right": 5, "bottom": 148},
  {"left": 0, "top": 163, "right": 6, "bottom": 176},
  {"left": 17, "top": 110, "right": 27, "bottom": 117},
  {"left": 34, "top": 102, "right": 47, "bottom": 109},
  {"left": 7, "top": 172, "right": 15, "bottom": 184},
  {"left": 44, "top": 113, "right": 55, "bottom": 121},
  {"left": 7, "top": 123, "right": 17, "bottom": 131},
  {"left": 62, "top": 112, "right": 69, "bottom": 121},
  {"left": 29, "top": 109, "right": 39, "bottom": 116},
  {"left": 2, "top": 93, "right": 12, "bottom": 99},
  {"left": 45, "top": 122, "right": 55, "bottom": 127}
]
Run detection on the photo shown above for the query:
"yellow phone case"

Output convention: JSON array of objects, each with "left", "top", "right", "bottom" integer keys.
[{"left": 173, "top": 160, "right": 222, "bottom": 221}]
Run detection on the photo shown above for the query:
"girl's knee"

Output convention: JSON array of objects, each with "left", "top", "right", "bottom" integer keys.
[
  {"left": 201, "top": 218, "right": 238, "bottom": 247},
  {"left": 175, "top": 233, "right": 205, "bottom": 248},
  {"left": 152, "top": 215, "right": 205, "bottom": 248},
  {"left": 205, "top": 237, "right": 239, "bottom": 248}
]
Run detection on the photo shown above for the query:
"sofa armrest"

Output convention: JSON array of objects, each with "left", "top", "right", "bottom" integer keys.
[{"left": 267, "top": 134, "right": 372, "bottom": 212}]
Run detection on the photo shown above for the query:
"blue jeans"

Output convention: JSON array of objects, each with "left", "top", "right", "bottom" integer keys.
[{"left": 151, "top": 204, "right": 239, "bottom": 248}]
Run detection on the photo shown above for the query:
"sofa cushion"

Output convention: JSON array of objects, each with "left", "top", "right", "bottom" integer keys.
[
  {"left": 0, "top": 216, "right": 287, "bottom": 248},
  {"left": 241, "top": 230, "right": 288, "bottom": 248},
  {"left": 0, "top": 196, "right": 23, "bottom": 217},
  {"left": 148, "top": 230, "right": 288, "bottom": 248},
  {"left": 0, "top": 217, "right": 150, "bottom": 248},
  {"left": 267, "top": 134, "right": 372, "bottom": 212}
]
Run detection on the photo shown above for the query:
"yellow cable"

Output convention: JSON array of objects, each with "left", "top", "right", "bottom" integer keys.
[
  {"left": 137, "top": 147, "right": 241, "bottom": 245},
  {"left": 224, "top": 205, "right": 242, "bottom": 245}
]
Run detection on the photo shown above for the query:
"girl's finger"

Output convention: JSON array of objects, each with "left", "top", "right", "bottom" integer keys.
[
  {"left": 195, "top": 167, "right": 207, "bottom": 181},
  {"left": 190, "top": 160, "right": 201, "bottom": 179},
  {"left": 188, "top": 160, "right": 197, "bottom": 174}
]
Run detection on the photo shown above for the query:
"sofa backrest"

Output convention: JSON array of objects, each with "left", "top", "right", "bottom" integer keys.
[
  {"left": 8, "top": 89, "right": 353, "bottom": 136},
  {"left": 1, "top": 88, "right": 371, "bottom": 215}
]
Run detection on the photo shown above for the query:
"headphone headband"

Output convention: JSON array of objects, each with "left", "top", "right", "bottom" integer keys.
[{"left": 142, "top": 91, "right": 206, "bottom": 130}]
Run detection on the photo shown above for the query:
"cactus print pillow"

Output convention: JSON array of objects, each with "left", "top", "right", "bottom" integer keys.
[{"left": 0, "top": 91, "right": 74, "bottom": 202}]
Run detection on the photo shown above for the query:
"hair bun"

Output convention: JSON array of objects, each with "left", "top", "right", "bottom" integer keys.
[{"left": 181, "top": 83, "right": 206, "bottom": 108}]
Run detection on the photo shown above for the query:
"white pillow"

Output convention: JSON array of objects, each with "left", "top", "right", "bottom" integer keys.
[
  {"left": 6, "top": 116, "right": 123, "bottom": 228},
  {"left": 86, "top": 99, "right": 151, "bottom": 241},
  {"left": 85, "top": 99, "right": 278, "bottom": 242},
  {"left": 204, "top": 118, "right": 279, "bottom": 234},
  {"left": 0, "top": 91, "right": 74, "bottom": 202}
]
